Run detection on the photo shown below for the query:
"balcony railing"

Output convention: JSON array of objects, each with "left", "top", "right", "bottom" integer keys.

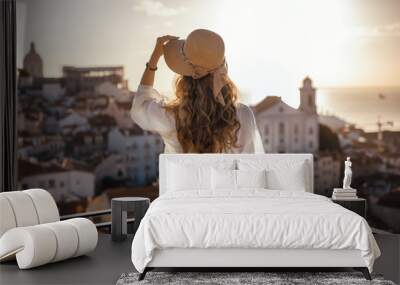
[{"left": 60, "top": 209, "right": 135, "bottom": 229}]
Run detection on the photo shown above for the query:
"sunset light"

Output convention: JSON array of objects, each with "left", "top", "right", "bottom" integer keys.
[{"left": 215, "top": 0, "right": 355, "bottom": 105}]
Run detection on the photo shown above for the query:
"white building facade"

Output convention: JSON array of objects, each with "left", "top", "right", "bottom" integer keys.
[
  {"left": 253, "top": 77, "right": 319, "bottom": 153},
  {"left": 21, "top": 170, "right": 95, "bottom": 203},
  {"left": 59, "top": 112, "right": 89, "bottom": 134},
  {"left": 108, "top": 128, "right": 164, "bottom": 185},
  {"left": 94, "top": 154, "right": 128, "bottom": 186},
  {"left": 253, "top": 77, "right": 343, "bottom": 195},
  {"left": 42, "top": 82, "right": 65, "bottom": 102}
]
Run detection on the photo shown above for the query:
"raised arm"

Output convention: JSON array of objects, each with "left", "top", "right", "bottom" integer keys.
[
  {"left": 131, "top": 35, "right": 179, "bottom": 135},
  {"left": 140, "top": 35, "right": 178, "bottom": 86}
]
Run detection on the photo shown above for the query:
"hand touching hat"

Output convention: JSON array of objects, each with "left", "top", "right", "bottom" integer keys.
[{"left": 163, "top": 29, "right": 228, "bottom": 105}]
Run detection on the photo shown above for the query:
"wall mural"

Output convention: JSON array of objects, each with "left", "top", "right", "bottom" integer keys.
[{"left": 16, "top": 0, "right": 400, "bottom": 233}]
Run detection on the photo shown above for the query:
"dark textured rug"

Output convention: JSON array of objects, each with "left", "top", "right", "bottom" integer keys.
[{"left": 116, "top": 271, "right": 395, "bottom": 285}]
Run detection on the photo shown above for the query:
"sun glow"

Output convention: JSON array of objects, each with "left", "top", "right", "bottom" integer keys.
[{"left": 214, "top": 0, "right": 355, "bottom": 106}]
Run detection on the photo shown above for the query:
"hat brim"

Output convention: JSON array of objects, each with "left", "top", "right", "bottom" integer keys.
[{"left": 163, "top": 39, "right": 194, "bottom": 77}]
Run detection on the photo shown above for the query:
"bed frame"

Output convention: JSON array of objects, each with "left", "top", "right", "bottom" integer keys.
[
  {"left": 140, "top": 248, "right": 370, "bottom": 280},
  {"left": 139, "top": 154, "right": 372, "bottom": 280}
]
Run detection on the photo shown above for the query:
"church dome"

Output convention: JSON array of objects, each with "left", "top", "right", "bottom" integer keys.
[{"left": 23, "top": 42, "right": 43, "bottom": 78}]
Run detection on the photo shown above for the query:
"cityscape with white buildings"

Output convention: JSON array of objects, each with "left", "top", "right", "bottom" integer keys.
[{"left": 17, "top": 42, "right": 400, "bottom": 233}]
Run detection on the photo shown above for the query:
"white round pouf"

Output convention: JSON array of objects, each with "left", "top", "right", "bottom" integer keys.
[
  {"left": 0, "top": 196, "right": 17, "bottom": 237},
  {"left": 23, "top": 189, "right": 60, "bottom": 224},
  {"left": 0, "top": 190, "right": 98, "bottom": 269},
  {"left": 65, "top": 218, "right": 98, "bottom": 257},
  {"left": 42, "top": 221, "right": 79, "bottom": 262},
  {"left": 0, "top": 226, "right": 57, "bottom": 269},
  {"left": 0, "top": 219, "right": 98, "bottom": 269},
  {"left": 1, "top": 191, "right": 39, "bottom": 227}
]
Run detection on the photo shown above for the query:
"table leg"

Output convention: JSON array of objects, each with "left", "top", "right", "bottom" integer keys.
[{"left": 112, "top": 201, "right": 126, "bottom": 242}]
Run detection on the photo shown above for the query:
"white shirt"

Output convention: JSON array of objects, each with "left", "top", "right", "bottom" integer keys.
[{"left": 130, "top": 85, "right": 264, "bottom": 154}]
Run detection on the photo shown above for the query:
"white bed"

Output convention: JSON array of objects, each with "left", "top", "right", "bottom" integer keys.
[{"left": 131, "top": 154, "right": 380, "bottom": 280}]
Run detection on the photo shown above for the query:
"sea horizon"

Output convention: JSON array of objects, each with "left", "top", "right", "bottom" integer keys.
[{"left": 317, "top": 86, "right": 400, "bottom": 132}]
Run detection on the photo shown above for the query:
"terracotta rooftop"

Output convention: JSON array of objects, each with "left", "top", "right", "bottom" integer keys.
[
  {"left": 19, "top": 159, "right": 65, "bottom": 177},
  {"left": 252, "top": 96, "right": 281, "bottom": 113},
  {"left": 19, "top": 158, "right": 93, "bottom": 178}
]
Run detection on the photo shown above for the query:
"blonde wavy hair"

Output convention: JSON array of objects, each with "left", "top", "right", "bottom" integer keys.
[{"left": 164, "top": 74, "right": 241, "bottom": 153}]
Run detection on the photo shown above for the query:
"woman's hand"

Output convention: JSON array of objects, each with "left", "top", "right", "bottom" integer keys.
[
  {"left": 148, "top": 35, "right": 179, "bottom": 67},
  {"left": 152, "top": 35, "right": 179, "bottom": 58},
  {"left": 141, "top": 35, "right": 178, "bottom": 86}
]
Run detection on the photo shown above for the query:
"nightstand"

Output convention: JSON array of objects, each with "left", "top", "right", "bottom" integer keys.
[
  {"left": 111, "top": 197, "right": 150, "bottom": 242},
  {"left": 331, "top": 198, "right": 366, "bottom": 218}
]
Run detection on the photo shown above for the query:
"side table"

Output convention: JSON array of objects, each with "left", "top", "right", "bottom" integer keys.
[
  {"left": 331, "top": 197, "right": 366, "bottom": 218},
  {"left": 111, "top": 197, "right": 150, "bottom": 242}
]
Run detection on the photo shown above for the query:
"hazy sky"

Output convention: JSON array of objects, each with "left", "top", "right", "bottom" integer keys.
[{"left": 17, "top": 0, "right": 400, "bottom": 107}]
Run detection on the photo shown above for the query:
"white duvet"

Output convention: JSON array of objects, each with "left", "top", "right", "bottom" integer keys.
[{"left": 131, "top": 190, "right": 380, "bottom": 273}]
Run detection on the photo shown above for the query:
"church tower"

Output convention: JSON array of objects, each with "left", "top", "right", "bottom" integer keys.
[
  {"left": 23, "top": 42, "right": 43, "bottom": 78},
  {"left": 299, "top": 76, "right": 316, "bottom": 114}
]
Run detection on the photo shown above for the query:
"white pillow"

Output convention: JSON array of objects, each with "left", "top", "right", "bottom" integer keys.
[
  {"left": 212, "top": 168, "right": 236, "bottom": 190},
  {"left": 167, "top": 162, "right": 212, "bottom": 191},
  {"left": 236, "top": 169, "right": 267, "bottom": 189},
  {"left": 211, "top": 168, "right": 268, "bottom": 190},
  {"left": 266, "top": 162, "right": 307, "bottom": 191},
  {"left": 238, "top": 159, "right": 308, "bottom": 191}
]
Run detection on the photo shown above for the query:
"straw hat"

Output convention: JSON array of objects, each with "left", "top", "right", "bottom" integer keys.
[
  {"left": 163, "top": 29, "right": 228, "bottom": 105},
  {"left": 163, "top": 29, "right": 225, "bottom": 79}
]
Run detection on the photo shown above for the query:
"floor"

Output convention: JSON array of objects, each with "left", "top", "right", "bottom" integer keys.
[
  {"left": 1, "top": 232, "right": 398, "bottom": 285},
  {"left": 0, "top": 233, "right": 134, "bottom": 285}
]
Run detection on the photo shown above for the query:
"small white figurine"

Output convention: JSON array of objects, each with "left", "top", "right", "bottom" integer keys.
[{"left": 343, "top": 157, "right": 353, "bottom": 189}]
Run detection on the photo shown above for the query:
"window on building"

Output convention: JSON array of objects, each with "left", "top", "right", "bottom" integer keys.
[
  {"left": 264, "top": 125, "right": 269, "bottom": 135},
  {"left": 309, "top": 127, "right": 313, "bottom": 135},
  {"left": 49, "top": 179, "right": 55, "bottom": 188},
  {"left": 279, "top": 122, "right": 285, "bottom": 143},
  {"left": 294, "top": 124, "right": 299, "bottom": 134},
  {"left": 279, "top": 122, "right": 284, "bottom": 134}
]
